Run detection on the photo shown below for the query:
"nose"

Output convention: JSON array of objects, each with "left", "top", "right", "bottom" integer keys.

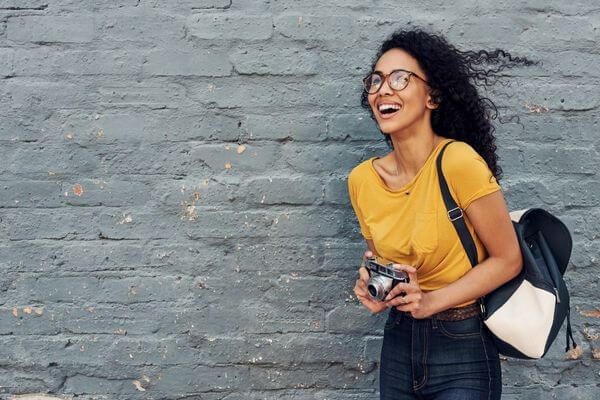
[{"left": 378, "top": 76, "right": 394, "bottom": 96}]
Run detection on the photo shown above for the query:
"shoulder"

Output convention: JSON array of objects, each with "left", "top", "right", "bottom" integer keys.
[
  {"left": 348, "top": 158, "right": 375, "bottom": 188},
  {"left": 441, "top": 140, "right": 490, "bottom": 174},
  {"left": 440, "top": 140, "right": 500, "bottom": 200},
  {"left": 443, "top": 140, "right": 481, "bottom": 163}
]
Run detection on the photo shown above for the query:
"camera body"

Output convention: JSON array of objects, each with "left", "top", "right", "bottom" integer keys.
[{"left": 363, "top": 256, "right": 410, "bottom": 301}]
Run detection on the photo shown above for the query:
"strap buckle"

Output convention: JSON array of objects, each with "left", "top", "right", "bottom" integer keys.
[{"left": 447, "top": 207, "right": 463, "bottom": 221}]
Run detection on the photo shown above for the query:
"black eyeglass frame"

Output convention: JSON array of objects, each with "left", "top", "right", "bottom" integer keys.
[{"left": 362, "top": 69, "right": 429, "bottom": 94}]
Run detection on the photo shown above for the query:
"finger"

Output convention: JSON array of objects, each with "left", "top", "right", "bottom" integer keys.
[
  {"left": 386, "top": 292, "right": 422, "bottom": 308},
  {"left": 358, "top": 266, "right": 370, "bottom": 282},
  {"left": 364, "top": 250, "right": 373, "bottom": 258},
  {"left": 394, "top": 299, "right": 420, "bottom": 313},
  {"left": 354, "top": 286, "right": 368, "bottom": 299},
  {"left": 354, "top": 280, "right": 367, "bottom": 295},
  {"left": 354, "top": 277, "right": 371, "bottom": 296},
  {"left": 391, "top": 263, "right": 417, "bottom": 274},
  {"left": 383, "top": 282, "right": 412, "bottom": 301},
  {"left": 395, "top": 303, "right": 413, "bottom": 312},
  {"left": 356, "top": 294, "right": 386, "bottom": 314},
  {"left": 391, "top": 263, "right": 418, "bottom": 282}
]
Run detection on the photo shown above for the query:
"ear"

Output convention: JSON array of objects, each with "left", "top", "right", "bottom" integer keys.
[
  {"left": 427, "top": 89, "right": 441, "bottom": 110},
  {"left": 426, "top": 97, "right": 438, "bottom": 110}
]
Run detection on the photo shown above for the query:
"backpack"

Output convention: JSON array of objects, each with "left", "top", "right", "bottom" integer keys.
[{"left": 436, "top": 141, "right": 577, "bottom": 359}]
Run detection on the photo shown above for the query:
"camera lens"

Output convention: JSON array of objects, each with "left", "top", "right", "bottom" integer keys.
[
  {"left": 368, "top": 285, "right": 378, "bottom": 298},
  {"left": 367, "top": 274, "right": 392, "bottom": 301}
]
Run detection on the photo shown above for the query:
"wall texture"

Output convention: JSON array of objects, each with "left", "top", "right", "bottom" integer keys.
[{"left": 0, "top": 1, "right": 599, "bottom": 399}]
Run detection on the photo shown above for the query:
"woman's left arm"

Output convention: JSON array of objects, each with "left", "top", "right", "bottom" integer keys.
[{"left": 384, "top": 189, "right": 523, "bottom": 319}]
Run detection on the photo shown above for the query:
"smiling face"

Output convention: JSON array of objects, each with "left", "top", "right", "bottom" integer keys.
[{"left": 367, "top": 48, "right": 437, "bottom": 137}]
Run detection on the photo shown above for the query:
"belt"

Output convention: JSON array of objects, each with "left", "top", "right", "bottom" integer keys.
[{"left": 432, "top": 302, "right": 481, "bottom": 321}]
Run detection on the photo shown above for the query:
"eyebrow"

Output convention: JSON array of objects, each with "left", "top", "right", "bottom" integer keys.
[{"left": 372, "top": 68, "right": 408, "bottom": 74}]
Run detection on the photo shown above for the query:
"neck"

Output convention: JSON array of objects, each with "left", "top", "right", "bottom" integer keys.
[{"left": 388, "top": 126, "right": 440, "bottom": 177}]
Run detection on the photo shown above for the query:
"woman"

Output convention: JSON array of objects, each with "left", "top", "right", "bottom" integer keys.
[{"left": 348, "top": 29, "right": 533, "bottom": 399}]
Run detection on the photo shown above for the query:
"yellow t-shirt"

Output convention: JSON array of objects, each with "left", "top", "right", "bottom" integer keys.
[{"left": 347, "top": 138, "right": 501, "bottom": 306}]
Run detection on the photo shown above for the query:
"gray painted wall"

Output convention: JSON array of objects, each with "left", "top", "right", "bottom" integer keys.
[{"left": 0, "top": 1, "right": 599, "bottom": 399}]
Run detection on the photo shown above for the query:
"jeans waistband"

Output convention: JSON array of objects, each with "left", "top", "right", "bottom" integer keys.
[{"left": 391, "top": 302, "right": 481, "bottom": 321}]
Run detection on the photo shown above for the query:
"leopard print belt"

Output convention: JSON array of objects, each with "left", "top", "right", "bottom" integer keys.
[{"left": 432, "top": 302, "right": 481, "bottom": 321}]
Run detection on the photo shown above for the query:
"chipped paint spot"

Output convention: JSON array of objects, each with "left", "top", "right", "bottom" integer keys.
[
  {"left": 184, "top": 204, "right": 198, "bottom": 221},
  {"left": 94, "top": 113, "right": 101, "bottom": 120},
  {"left": 202, "top": 179, "right": 209, "bottom": 186},
  {"left": 73, "top": 184, "right": 84, "bottom": 197},
  {"left": 181, "top": 190, "right": 200, "bottom": 221},
  {"left": 523, "top": 102, "right": 549, "bottom": 113},
  {"left": 565, "top": 345, "right": 582, "bottom": 360},
  {"left": 119, "top": 214, "right": 133, "bottom": 224},
  {"left": 580, "top": 309, "right": 600, "bottom": 318},
  {"left": 128, "top": 286, "right": 138, "bottom": 298},
  {"left": 593, "top": 348, "right": 600, "bottom": 360},
  {"left": 34, "top": 307, "right": 43, "bottom": 316},
  {"left": 85, "top": 306, "right": 95, "bottom": 313},
  {"left": 132, "top": 380, "right": 146, "bottom": 392},
  {"left": 225, "top": 162, "right": 232, "bottom": 169},
  {"left": 97, "top": 128, "right": 104, "bottom": 139},
  {"left": 583, "top": 327, "right": 599, "bottom": 341},
  {"left": 224, "top": 145, "right": 231, "bottom": 150},
  {"left": 115, "top": 328, "right": 127, "bottom": 335},
  {"left": 48, "top": 171, "right": 55, "bottom": 176},
  {"left": 237, "top": 144, "right": 246, "bottom": 154},
  {"left": 12, "top": 307, "right": 18, "bottom": 317},
  {"left": 65, "top": 132, "right": 73, "bottom": 140},
  {"left": 23, "top": 306, "right": 32, "bottom": 314}
]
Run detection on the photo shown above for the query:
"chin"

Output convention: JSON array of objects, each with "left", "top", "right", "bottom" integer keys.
[{"left": 377, "top": 119, "right": 406, "bottom": 134}]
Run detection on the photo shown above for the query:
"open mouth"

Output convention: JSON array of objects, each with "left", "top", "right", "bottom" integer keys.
[{"left": 378, "top": 103, "right": 401, "bottom": 118}]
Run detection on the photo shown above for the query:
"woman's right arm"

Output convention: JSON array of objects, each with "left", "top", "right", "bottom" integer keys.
[
  {"left": 353, "top": 239, "right": 388, "bottom": 314},
  {"left": 366, "top": 239, "right": 377, "bottom": 255}
]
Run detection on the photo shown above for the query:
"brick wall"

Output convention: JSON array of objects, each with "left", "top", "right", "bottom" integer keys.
[{"left": 0, "top": 1, "right": 599, "bottom": 399}]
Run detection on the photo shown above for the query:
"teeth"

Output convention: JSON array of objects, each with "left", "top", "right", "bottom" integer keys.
[{"left": 378, "top": 103, "right": 401, "bottom": 112}]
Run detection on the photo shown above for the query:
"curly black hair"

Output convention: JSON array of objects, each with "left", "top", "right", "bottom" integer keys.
[{"left": 361, "top": 28, "right": 537, "bottom": 181}]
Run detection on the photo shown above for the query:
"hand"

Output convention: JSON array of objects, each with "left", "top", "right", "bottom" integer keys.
[
  {"left": 383, "top": 264, "right": 435, "bottom": 319},
  {"left": 353, "top": 250, "right": 388, "bottom": 314}
]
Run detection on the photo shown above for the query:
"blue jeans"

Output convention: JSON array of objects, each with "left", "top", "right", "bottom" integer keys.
[{"left": 380, "top": 307, "right": 502, "bottom": 400}]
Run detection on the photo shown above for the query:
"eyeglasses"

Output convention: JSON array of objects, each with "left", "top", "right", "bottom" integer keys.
[{"left": 363, "top": 69, "right": 429, "bottom": 94}]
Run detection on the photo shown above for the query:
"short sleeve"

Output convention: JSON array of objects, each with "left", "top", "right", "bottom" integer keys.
[
  {"left": 441, "top": 142, "right": 501, "bottom": 210},
  {"left": 347, "top": 170, "right": 372, "bottom": 239}
]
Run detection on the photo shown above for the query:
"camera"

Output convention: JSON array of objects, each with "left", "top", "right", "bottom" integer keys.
[{"left": 362, "top": 256, "right": 410, "bottom": 301}]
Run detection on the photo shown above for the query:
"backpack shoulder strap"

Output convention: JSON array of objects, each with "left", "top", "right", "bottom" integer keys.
[{"left": 435, "top": 140, "right": 479, "bottom": 268}]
